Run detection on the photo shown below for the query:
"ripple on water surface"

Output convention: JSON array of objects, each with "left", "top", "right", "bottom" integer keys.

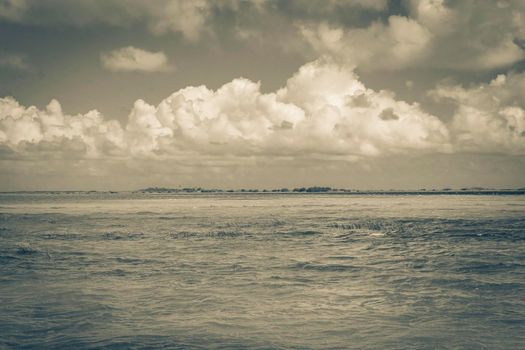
[{"left": 0, "top": 193, "right": 524, "bottom": 349}]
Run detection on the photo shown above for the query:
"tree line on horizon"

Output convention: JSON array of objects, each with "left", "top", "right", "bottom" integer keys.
[{"left": 137, "top": 186, "right": 525, "bottom": 194}]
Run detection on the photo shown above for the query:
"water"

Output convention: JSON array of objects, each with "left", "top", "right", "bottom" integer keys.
[{"left": 0, "top": 193, "right": 524, "bottom": 349}]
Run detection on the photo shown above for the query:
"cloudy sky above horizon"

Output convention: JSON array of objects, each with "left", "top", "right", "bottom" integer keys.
[{"left": 1, "top": 0, "right": 525, "bottom": 190}]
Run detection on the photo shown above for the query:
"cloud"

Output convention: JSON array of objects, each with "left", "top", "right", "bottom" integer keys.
[
  {"left": 299, "top": 16, "right": 432, "bottom": 70},
  {"left": 0, "top": 53, "right": 31, "bottom": 71},
  {"left": 0, "top": 0, "right": 211, "bottom": 41},
  {"left": 100, "top": 46, "right": 173, "bottom": 73},
  {"left": 430, "top": 72, "right": 525, "bottom": 154},
  {"left": 0, "top": 0, "right": 27, "bottom": 22},
  {"left": 0, "top": 97, "right": 125, "bottom": 158},
  {"left": 3, "top": 59, "right": 524, "bottom": 164},
  {"left": 145, "top": 0, "right": 210, "bottom": 40},
  {"left": 0, "top": 59, "right": 454, "bottom": 161},
  {"left": 410, "top": 0, "right": 525, "bottom": 70},
  {"left": 2, "top": 1, "right": 523, "bottom": 72},
  {"left": 298, "top": 0, "right": 525, "bottom": 71}
]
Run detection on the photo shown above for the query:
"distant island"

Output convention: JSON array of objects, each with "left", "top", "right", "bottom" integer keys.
[
  {"left": 135, "top": 187, "right": 525, "bottom": 195},
  {"left": 2, "top": 187, "right": 525, "bottom": 195}
]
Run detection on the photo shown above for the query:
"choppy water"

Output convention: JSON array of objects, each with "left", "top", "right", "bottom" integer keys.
[{"left": 0, "top": 193, "right": 524, "bottom": 349}]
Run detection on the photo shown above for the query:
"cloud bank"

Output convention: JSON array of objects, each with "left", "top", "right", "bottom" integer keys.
[
  {"left": 0, "top": 0, "right": 212, "bottom": 41},
  {"left": 430, "top": 72, "right": 525, "bottom": 154},
  {"left": 100, "top": 46, "right": 172, "bottom": 73},
  {"left": 294, "top": 0, "right": 525, "bottom": 71},
  {"left": 2, "top": 1, "right": 523, "bottom": 72},
  {"left": 2, "top": 59, "right": 523, "bottom": 163}
]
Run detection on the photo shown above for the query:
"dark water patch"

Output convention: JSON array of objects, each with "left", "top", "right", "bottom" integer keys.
[
  {"left": 277, "top": 230, "right": 322, "bottom": 237},
  {"left": 107, "top": 223, "right": 126, "bottom": 228},
  {"left": 42, "top": 232, "right": 83, "bottom": 240},
  {"left": 456, "top": 262, "right": 525, "bottom": 274},
  {"left": 134, "top": 211, "right": 157, "bottom": 215},
  {"left": 157, "top": 216, "right": 177, "bottom": 220},
  {"left": 326, "top": 255, "right": 356, "bottom": 260},
  {"left": 102, "top": 232, "right": 145, "bottom": 240},
  {"left": 217, "top": 221, "right": 255, "bottom": 229},
  {"left": 115, "top": 257, "right": 159, "bottom": 265},
  {"left": 95, "top": 268, "right": 129, "bottom": 277},
  {"left": 493, "top": 318, "right": 525, "bottom": 326},
  {"left": 169, "top": 231, "right": 199, "bottom": 239},
  {"left": 212, "top": 230, "right": 244, "bottom": 238},
  {"left": 270, "top": 275, "right": 314, "bottom": 283},
  {"left": 290, "top": 261, "right": 360, "bottom": 272},
  {"left": 0, "top": 253, "right": 21, "bottom": 263},
  {"left": 16, "top": 243, "right": 39, "bottom": 255}
]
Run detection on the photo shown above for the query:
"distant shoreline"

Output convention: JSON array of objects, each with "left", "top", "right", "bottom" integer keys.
[{"left": 1, "top": 189, "right": 525, "bottom": 195}]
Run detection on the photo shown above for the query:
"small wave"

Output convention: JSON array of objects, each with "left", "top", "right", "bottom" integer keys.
[
  {"left": 328, "top": 221, "right": 391, "bottom": 231},
  {"left": 0, "top": 254, "right": 21, "bottom": 262},
  {"left": 42, "top": 232, "right": 81, "bottom": 240},
  {"left": 212, "top": 230, "right": 244, "bottom": 238},
  {"left": 290, "top": 261, "right": 359, "bottom": 272},
  {"left": 457, "top": 262, "right": 524, "bottom": 273},
  {"left": 96, "top": 268, "right": 129, "bottom": 277},
  {"left": 102, "top": 231, "right": 145, "bottom": 240},
  {"left": 326, "top": 255, "right": 356, "bottom": 260},
  {"left": 115, "top": 257, "right": 158, "bottom": 265},
  {"left": 16, "top": 242, "right": 38, "bottom": 255},
  {"left": 169, "top": 230, "right": 244, "bottom": 239},
  {"left": 278, "top": 230, "right": 322, "bottom": 236},
  {"left": 134, "top": 211, "right": 156, "bottom": 215},
  {"left": 157, "top": 216, "right": 177, "bottom": 220}
]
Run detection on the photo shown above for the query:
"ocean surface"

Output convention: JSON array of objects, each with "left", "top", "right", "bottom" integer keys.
[{"left": 1, "top": 193, "right": 524, "bottom": 349}]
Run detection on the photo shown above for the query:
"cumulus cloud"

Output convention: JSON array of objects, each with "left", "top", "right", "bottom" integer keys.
[
  {"left": 0, "top": 97, "right": 125, "bottom": 158},
  {"left": 0, "top": 59, "right": 454, "bottom": 161},
  {"left": 414, "top": 0, "right": 524, "bottom": 70},
  {"left": 3, "top": 59, "right": 524, "bottom": 163},
  {"left": 145, "top": 0, "right": 210, "bottom": 40},
  {"left": 2, "top": 1, "right": 523, "bottom": 72},
  {"left": 430, "top": 72, "right": 525, "bottom": 154},
  {"left": 299, "top": 0, "right": 525, "bottom": 71},
  {"left": 299, "top": 16, "right": 432, "bottom": 70},
  {"left": 100, "top": 46, "right": 173, "bottom": 73}
]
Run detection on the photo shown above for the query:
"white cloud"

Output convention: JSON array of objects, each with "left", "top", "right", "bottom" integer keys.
[
  {"left": 0, "top": 59, "right": 453, "bottom": 161},
  {"left": 430, "top": 72, "right": 525, "bottom": 154},
  {"left": 0, "top": 97, "right": 125, "bottom": 158},
  {"left": 299, "top": 0, "right": 525, "bottom": 71},
  {"left": 2, "top": 1, "right": 523, "bottom": 72},
  {"left": 299, "top": 16, "right": 432, "bottom": 70},
  {"left": 100, "top": 46, "right": 173, "bottom": 73},
  {"left": 2, "top": 59, "right": 524, "bottom": 163}
]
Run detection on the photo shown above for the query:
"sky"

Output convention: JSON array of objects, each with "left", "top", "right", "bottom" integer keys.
[{"left": 0, "top": 0, "right": 525, "bottom": 190}]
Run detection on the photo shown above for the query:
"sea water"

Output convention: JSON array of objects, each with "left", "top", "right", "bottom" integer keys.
[{"left": 0, "top": 193, "right": 524, "bottom": 349}]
